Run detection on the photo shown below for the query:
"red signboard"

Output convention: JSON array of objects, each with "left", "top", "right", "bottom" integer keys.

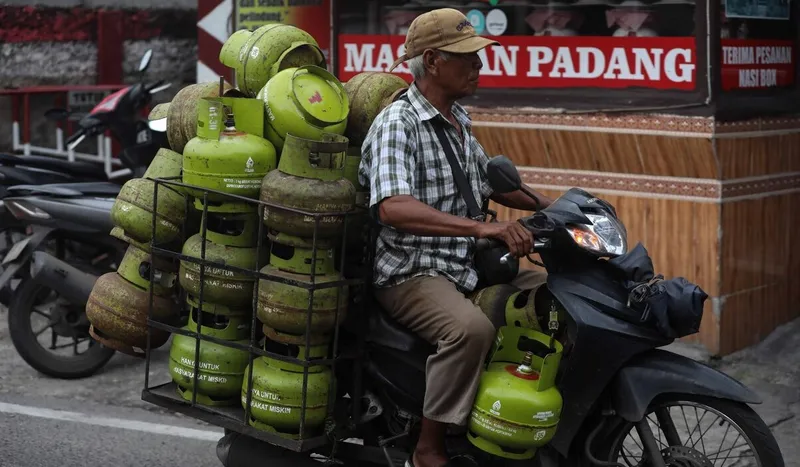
[
  {"left": 720, "top": 39, "right": 794, "bottom": 91},
  {"left": 338, "top": 34, "right": 697, "bottom": 90}
]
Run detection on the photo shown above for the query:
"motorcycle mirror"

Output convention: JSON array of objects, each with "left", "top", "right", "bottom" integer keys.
[
  {"left": 44, "top": 108, "right": 70, "bottom": 122},
  {"left": 138, "top": 49, "right": 153, "bottom": 73},
  {"left": 487, "top": 155, "right": 522, "bottom": 194},
  {"left": 148, "top": 117, "right": 167, "bottom": 132}
]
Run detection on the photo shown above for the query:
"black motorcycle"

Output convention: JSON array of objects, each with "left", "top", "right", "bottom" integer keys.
[
  {"left": 215, "top": 157, "right": 784, "bottom": 467},
  {"left": 0, "top": 49, "right": 170, "bottom": 305}
]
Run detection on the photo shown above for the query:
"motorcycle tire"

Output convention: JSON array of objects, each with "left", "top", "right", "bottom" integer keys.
[
  {"left": 8, "top": 278, "right": 116, "bottom": 379},
  {"left": 598, "top": 394, "right": 784, "bottom": 467}
]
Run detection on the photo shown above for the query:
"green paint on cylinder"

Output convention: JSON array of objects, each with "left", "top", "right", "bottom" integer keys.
[
  {"left": 183, "top": 116, "right": 277, "bottom": 202},
  {"left": 268, "top": 232, "right": 337, "bottom": 276},
  {"left": 219, "top": 24, "right": 326, "bottom": 97},
  {"left": 116, "top": 243, "right": 177, "bottom": 297},
  {"left": 179, "top": 234, "right": 268, "bottom": 308},
  {"left": 467, "top": 326, "right": 564, "bottom": 460},
  {"left": 258, "top": 66, "right": 349, "bottom": 151},
  {"left": 241, "top": 344, "right": 333, "bottom": 438},
  {"left": 256, "top": 265, "right": 348, "bottom": 341},
  {"left": 169, "top": 298, "right": 251, "bottom": 407}
]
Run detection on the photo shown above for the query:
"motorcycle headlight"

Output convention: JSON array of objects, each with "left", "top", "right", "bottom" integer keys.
[{"left": 566, "top": 213, "right": 627, "bottom": 256}]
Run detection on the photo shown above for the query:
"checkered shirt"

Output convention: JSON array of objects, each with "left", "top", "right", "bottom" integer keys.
[{"left": 358, "top": 83, "right": 493, "bottom": 293}]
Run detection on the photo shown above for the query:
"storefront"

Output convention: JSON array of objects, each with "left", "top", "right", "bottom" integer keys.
[{"left": 211, "top": 0, "right": 799, "bottom": 356}]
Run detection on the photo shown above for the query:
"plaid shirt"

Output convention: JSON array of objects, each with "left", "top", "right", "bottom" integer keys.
[{"left": 358, "top": 83, "right": 493, "bottom": 293}]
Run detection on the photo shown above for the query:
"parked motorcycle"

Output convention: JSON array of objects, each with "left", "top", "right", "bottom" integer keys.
[
  {"left": 212, "top": 157, "right": 783, "bottom": 467},
  {"left": 0, "top": 49, "right": 171, "bottom": 305}
]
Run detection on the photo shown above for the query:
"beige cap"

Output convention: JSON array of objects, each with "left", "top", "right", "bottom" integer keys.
[{"left": 389, "top": 8, "right": 500, "bottom": 71}]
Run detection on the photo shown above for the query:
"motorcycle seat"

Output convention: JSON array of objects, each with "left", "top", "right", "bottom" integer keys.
[
  {"left": 6, "top": 182, "right": 121, "bottom": 198},
  {"left": 0, "top": 153, "right": 108, "bottom": 179},
  {"left": 366, "top": 303, "right": 436, "bottom": 363}
]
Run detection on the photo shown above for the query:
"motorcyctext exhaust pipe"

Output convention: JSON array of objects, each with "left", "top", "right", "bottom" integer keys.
[
  {"left": 30, "top": 251, "right": 98, "bottom": 304},
  {"left": 216, "top": 432, "right": 323, "bottom": 467}
]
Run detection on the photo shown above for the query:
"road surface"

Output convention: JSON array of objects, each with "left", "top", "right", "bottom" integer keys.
[{"left": 0, "top": 306, "right": 224, "bottom": 467}]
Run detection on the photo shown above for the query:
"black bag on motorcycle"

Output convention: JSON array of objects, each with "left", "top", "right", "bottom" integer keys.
[{"left": 609, "top": 242, "right": 709, "bottom": 339}]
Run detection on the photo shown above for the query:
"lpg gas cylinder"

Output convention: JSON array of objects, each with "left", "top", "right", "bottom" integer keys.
[
  {"left": 167, "top": 81, "right": 233, "bottom": 153},
  {"left": 268, "top": 232, "right": 337, "bottom": 276},
  {"left": 256, "top": 265, "right": 348, "bottom": 344},
  {"left": 342, "top": 146, "right": 369, "bottom": 254},
  {"left": 241, "top": 344, "right": 333, "bottom": 438},
  {"left": 195, "top": 199, "right": 261, "bottom": 247},
  {"left": 182, "top": 112, "right": 277, "bottom": 203},
  {"left": 343, "top": 72, "right": 408, "bottom": 145},
  {"left": 219, "top": 24, "right": 326, "bottom": 97},
  {"left": 468, "top": 327, "right": 564, "bottom": 460},
  {"left": 110, "top": 148, "right": 186, "bottom": 244},
  {"left": 169, "top": 296, "right": 251, "bottom": 406},
  {"left": 470, "top": 284, "right": 523, "bottom": 329},
  {"left": 260, "top": 133, "right": 355, "bottom": 239},
  {"left": 258, "top": 66, "right": 349, "bottom": 151},
  {"left": 86, "top": 271, "right": 177, "bottom": 357},
  {"left": 116, "top": 243, "right": 177, "bottom": 297},
  {"left": 179, "top": 232, "right": 268, "bottom": 308}
]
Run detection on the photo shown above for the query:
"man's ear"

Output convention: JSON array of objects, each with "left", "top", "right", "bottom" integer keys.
[{"left": 422, "top": 49, "right": 439, "bottom": 76}]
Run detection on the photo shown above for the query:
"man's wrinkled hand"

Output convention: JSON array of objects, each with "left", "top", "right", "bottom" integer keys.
[{"left": 476, "top": 220, "right": 533, "bottom": 258}]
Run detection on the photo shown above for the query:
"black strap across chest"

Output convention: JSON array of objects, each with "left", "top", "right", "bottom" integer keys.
[{"left": 398, "top": 92, "right": 484, "bottom": 221}]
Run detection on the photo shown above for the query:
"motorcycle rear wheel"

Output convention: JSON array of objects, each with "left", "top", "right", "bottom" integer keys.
[
  {"left": 8, "top": 278, "right": 116, "bottom": 379},
  {"left": 599, "top": 395, "right": 784, "bottom": 467}
]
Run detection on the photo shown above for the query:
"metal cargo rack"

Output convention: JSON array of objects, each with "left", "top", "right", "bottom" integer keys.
[{"left": 139, "top": 174, "right": 370, "bottom": 453}]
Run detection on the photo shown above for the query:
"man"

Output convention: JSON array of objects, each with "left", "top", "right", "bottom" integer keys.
[{"left": 358, "top": 8, "right": 554, "bottom": 467}]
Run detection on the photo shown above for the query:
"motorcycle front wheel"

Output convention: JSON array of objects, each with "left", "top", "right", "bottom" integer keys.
[
  {"left": 599, "top": 395, "right": 784, "bottom": 467},
  {"left": 8, "top": 278, "right": 116, "bottom": 379}
]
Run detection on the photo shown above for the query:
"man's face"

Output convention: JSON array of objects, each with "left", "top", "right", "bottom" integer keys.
[{"left": 430, "top": 50, "right": 484, "bottom": 99}]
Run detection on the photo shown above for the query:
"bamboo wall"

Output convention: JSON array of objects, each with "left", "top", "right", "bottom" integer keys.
[{"left": 467, "top": 110, "right": 800, "bottom": 356}]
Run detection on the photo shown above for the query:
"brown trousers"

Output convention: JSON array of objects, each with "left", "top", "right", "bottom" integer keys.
[{"left": 374, "top": 269, "right": 547, "bottom": 425}]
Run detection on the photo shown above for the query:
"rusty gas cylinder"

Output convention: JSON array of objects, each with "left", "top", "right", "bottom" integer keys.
[
  {"left": 343, "top": 72, "right": 408, "bottom": 145},
  {"left": 86, "top": 272, "right": 177, "bottom": 357},
  {"left": 166, "top": 81, "right": 233, "bottom": 153}
]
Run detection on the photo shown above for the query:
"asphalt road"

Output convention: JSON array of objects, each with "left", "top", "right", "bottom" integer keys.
[{"left": 0, "top": 306, "right": 225, "bottom": 467}]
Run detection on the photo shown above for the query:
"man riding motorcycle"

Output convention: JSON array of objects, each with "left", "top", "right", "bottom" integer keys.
[{"left": 358, "top": 8, "right": 555, "bottom": 467}]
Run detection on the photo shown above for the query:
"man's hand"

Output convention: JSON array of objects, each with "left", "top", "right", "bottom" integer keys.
[{"left": 476, "top": 220, "right": 533, "bottom": 258}]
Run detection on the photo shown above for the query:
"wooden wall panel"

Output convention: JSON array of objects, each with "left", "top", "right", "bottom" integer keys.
[
  {"left": 582, "top": 133, "right": 645, "bottom": 174},
  {"left": 719, "top": 283, "right": 791, "bottom": 355},
  {"left": 693, "top": 202, "right": 721, "bottom": 298},
  {"left": 472, "top": 127, "right": 550, "bottom": 168},
  {"left": 635, "top": 135, "right": 716, "bottom": 179},
  {"left": 720, "top": 195, "right": 791, "bottom": 295},
  {"left": 680, "top": 301, "right": 719, "bottom": 355},
  {"left": 718, "top": 134, "right": 800, "bottom": 180}
]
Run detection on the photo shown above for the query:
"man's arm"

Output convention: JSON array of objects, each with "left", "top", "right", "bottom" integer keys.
[{"left": 368, "top": 116, "right": 535, "bottom": 257}]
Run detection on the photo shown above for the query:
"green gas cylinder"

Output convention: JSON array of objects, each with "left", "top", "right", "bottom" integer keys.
[
  {"left": 342, "top": 146, "right": 369, "bottom": 254},
  {"left": 241, "top": 344, "right": 333, "bottom": 438},
  {"left": 219, "top": 24, "right": 326, "bottom": 98},
  {"left": 467, "top": 326, "right": 564, "bottom": 460},
  {"left": 169, "top": 296, "right": 251, "bottom": 406},
  {"left": 258, "top": 66, "right": 349, "bottom": 151},
  {"left": 167, "top": 81, "right": 234, "bottom": 153},
  {"left": 256, "top": 265, "right": 348, "bottom": 344},
  {"left": 182, "top": 112, "right": 277, "bottom": 202},
  {"left": 343, "top": 72, "right": 409, "bottom": 145},
  {"left": 260, "top": 134, "right": 355, "bottom": 239},
  {"left": 110, "top": 147, "right": 186, "bottom": 244},
  {"left": 195, "top": 199, "right": 261, "bottom": 247},
  {"left": 86, "top": 271, "right": 177, "bottom": 357},
  {"left": 116, "top": 243, "right": 177, "bottom": 297},
  {"left": 268, "top": 232, "right": 337, "bottom": 276},
  {"left": 179, "top": 233, "right": 267, "bottom": 308}
]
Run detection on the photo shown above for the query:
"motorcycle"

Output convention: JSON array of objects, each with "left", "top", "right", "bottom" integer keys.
[
  {"left": 0, "top": 182, "right": 126, "bottom": 378},
  {"left": 208, "top": 156, "right": 783, "bottom": 467},
  {"left": 0, "top": 49, "right": 171, "bottom": 305}
]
